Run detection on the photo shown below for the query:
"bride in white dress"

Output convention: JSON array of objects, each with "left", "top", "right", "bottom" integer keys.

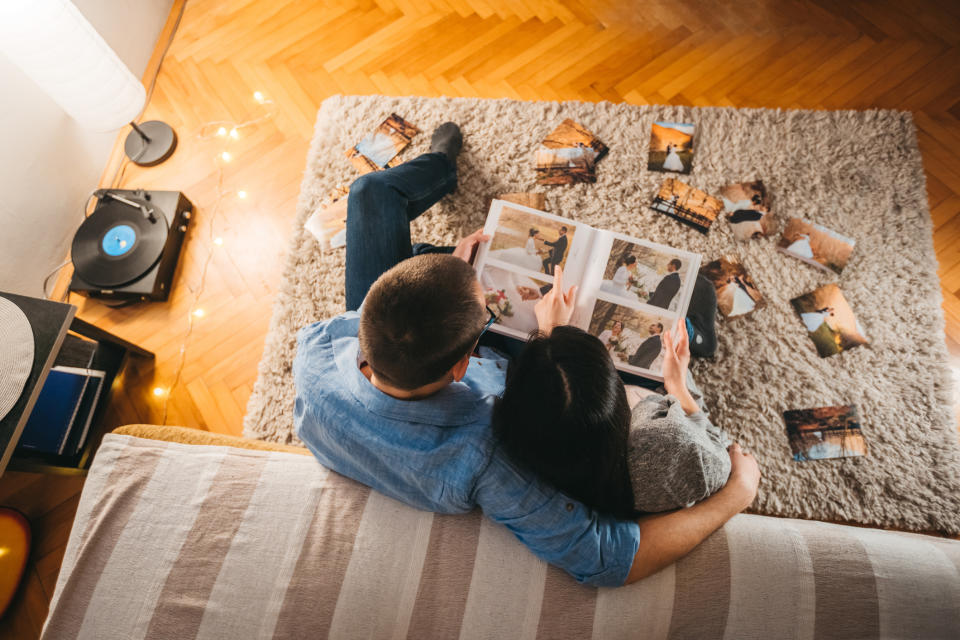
[
  {"left": 800, "top": 307, "right": 834, "bottom": 333},
  {"left": 490, "top": 228, "right": 542, "bottom": 272},
  {"left": 722, "top": 277, "right": 756, "bottom": 317},
  {"left": 662, "top": 144, "right": 685, "bottom": 172},
  {"left": 786, "top": 232, "right": 814, "bottom": 259}
]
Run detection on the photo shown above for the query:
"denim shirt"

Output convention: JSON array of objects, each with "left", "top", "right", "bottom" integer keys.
[{"left": 293, "top": 313, "right": 641, "bottom": 587}]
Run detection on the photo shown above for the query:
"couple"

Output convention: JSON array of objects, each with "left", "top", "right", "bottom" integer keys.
[
  {"left": 597, "top": 320, "right": 663, "bottom": 371},
  {"left": 294, "top": 123, "right": 760, "bottom": 587}
]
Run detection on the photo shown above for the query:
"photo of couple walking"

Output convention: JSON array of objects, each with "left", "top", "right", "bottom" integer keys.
[
  {"left": 486, "top": 207, "right": 572, "bottom": 275},
  {"left": 600, "top": 238, "right": 688, "bottom": 311}
]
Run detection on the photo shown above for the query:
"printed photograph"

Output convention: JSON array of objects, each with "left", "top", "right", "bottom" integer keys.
[
  {"left": 480, "top": 266, "right": 552, "bottom": 337},
  {"left": 720, "top": 180, "right": 776, "bottom": 240},
  {"left": 647, "top": 121, "right": 695, "bottom": 174},
  {"left": 699, "top": 255, "right": 765, "bottom": 318},
  {"left": 345, "top": 113, "right": 420, "bottom": 174},
  {"left": 588, "top": 299, "right": 673, "bottom": 373},
  {"left": 535, "top": 118, "right": 609, "bottom": 185},
  {"left": 784, "top": 405, "right": 868, "bottom": 461},
  {"left": 778, "top": 217, "right": 856, "bottom": 275},
  {"left": 303, "top": 184, "right": 350, "bottom": 249},
  {"left": 790, "top": 283, "right": 868, "bottom": 358},
  {"left": 487, "top": 206, "right": 576, "bottom": 275},
  {"left": 600, "top": 238, "right": 692, "bottom": 311},
  {"left": 651, "top": 178, "right": 724, "bottom": 234}
]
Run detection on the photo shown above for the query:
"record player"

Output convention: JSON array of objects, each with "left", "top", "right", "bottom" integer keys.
[{"left": 69, "top": 189, "right": 193, "bottom": 302}]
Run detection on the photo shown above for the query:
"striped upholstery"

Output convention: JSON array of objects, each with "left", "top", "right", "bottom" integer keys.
[{"left": 44, "top": 435, "right": 960, "bottom": 639}]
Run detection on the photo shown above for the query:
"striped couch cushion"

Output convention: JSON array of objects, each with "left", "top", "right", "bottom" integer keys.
[{"left": 43, "top": 434, "right": 960, "bottom": 639}]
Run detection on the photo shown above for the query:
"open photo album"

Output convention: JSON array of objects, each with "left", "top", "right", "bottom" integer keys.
[{"left": 473, "top": 199, "right": 702, "bottom": 381}]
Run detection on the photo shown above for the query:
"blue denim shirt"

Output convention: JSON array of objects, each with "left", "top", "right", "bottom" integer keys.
[{"left": 293, "top": 313, "right": 641, "bottom": 587}]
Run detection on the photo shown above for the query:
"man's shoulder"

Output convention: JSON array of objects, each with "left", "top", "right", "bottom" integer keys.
[{"left": 297, "top": 311, "right": 360, "bottom": 346}]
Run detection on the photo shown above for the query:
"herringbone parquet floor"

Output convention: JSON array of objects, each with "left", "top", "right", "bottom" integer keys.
[{"left": 3, "top": 0, "right": 959, "bottom": 636}]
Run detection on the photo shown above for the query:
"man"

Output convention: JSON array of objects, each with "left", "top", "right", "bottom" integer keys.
[
  {"left": 294, "top": 123, "right": 760, "bottom": 587},
  {"left": 628, "top": 322, "right": 663, "bottom": 369},
  {"left": 541, "top": 226, "right": 568, "bottom": 275},
  {"left": 648, "top": 258, "right": 682, "bottom": 309}
]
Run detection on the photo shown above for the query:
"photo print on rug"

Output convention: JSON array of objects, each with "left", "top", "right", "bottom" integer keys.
[
  {"left": 345, "top": 113, "right": 420, "bottom": 174},
  {"left": 699, "top": 255, "right": 765, "bottom": 318},
  {"left": 486, "top": 205, "right": 577, "bottom": 276},
  {"left": 647, "top": 121, "right": 695, "bottom": 174},
  {"left": 783, "top": 404, "right": 868, "bottom": 461},
  {"left": 534, "top": 118, "right": 609, "bottom": 185},
  {"left": 651, "top": 178, "right": 724, "bottom": 234},
  {"left": 778, "top": 217, "right": 856, "bottom": 275},
  {"left": 790, "top": 283, "right": 868, "bottom": 358},
  {"left": 719, "top": 180, "right": 776, "bottom": 240},
  {"left": 588, "top": 298, "right": 675, "bottom": 375},
  {"left": 600, "top": 237, "right": 693, "bottom": 312}
]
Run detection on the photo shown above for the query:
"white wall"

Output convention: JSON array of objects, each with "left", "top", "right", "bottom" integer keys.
[{"left": 0, "top": 0, "right": 174, "bottom": 297}]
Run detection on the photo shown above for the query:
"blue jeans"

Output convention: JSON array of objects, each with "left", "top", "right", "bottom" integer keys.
[{"left": 345, "top": 152, "right": 458, "bottom": 311}]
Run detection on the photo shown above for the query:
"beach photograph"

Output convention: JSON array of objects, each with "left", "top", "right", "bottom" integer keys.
[
  {"left": 600, "top": 238, "right": 691, "bottom": 311},
  {"left": 784, "top": 405, "right": 868, "bottom": 461},
  {"left": 588, "top": 299, "right": 673, "bottom": 373},
  {"left": 699, "top": 255, "right": 765, "bottom": 318},
  {"left": 479, "top": 265, "right": 551, "bottom": 337},
  {"left": 346, "top": 113, "right": 420, "bottom": 174},
  {"left": 535, "top": 118, "right": 608, "bottom": 185},
  {"left": 778, "top": 217, "right": 856, "bottom": 274},
  {"left": 790, "top": 283, "right": 868, "bottom": 358},
  {"left": 720, "top": 180, "right": 776, "bottom": 240},
  {"left": 487, "top": 206, "right": 576, "bottom": 275},
  {"left": 651, "top": 178, "right": 724, "bottom": 234},
  {"left": 647, "top": 121, "right": 695, "bottom": 174}
]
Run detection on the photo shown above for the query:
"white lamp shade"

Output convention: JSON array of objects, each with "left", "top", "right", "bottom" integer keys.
[{"left": 0, "top": 0, "right": 146, "bottom": 132}]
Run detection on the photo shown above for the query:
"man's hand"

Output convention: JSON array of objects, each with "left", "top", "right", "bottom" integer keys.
[
  {"left": 534, "top": 265, "right": 577, "bottom": 334},
  {"left": 661, "top": 319, "right": 699, "bottom": 415},
  {"left": 723, "top": 443, "right": 761, "bottom": 511},
  {"left": 452, "top": 229, "right": 490, "bottom": 264}
]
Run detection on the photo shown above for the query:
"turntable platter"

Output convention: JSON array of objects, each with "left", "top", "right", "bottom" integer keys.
[{"left": 71, "top": 198, "right": 169, "bottom": 287}]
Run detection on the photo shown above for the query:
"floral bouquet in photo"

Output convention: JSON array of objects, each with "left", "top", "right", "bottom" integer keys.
[
  {"left": 485, "top": 289, "right": 514, "bottom": 319},
  {"left": 627, "top": 274, "right": 648, "bottom": 301}
]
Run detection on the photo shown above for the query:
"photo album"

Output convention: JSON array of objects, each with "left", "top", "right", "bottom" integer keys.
[{"left": 473, "top": 199, "right": 702, "bottom": 380}]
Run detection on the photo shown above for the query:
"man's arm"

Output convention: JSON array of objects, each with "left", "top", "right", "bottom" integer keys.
[{"left": 625, "top": 443, "right": 760, "bottom": 583}]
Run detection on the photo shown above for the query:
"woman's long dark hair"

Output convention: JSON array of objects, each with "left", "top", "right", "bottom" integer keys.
[{"left": 493, "top": 326, "right": 636, "bottom": 520}]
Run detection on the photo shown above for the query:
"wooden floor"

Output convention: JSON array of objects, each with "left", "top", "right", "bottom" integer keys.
[{"left": 3, "top": 0, "right": 960, "bottom": 636}]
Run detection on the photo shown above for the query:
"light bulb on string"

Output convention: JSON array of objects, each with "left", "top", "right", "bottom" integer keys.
[
  {"left": 253, "top": 91, "right": 265, "bottom": 103},
  {"left": 220, "top": 151, "right": 232, "bottom": 163},
  {"left": 216, "top": 126, "right": 227, "bottom": 136},
  {"left": 237, "top": 190, "right": 247, "bottom": 199},
  {"left": 229, "top": 127, "right": 239, "bottom": 139}
]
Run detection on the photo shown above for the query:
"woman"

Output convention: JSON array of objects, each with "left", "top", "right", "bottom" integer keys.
[
  {"left": 597, "top": 320, "right": 625, "bottom": 353},
  {"left": 601, "top": 256, "right": 637, "bottom": 295},
  {"left": 490, "top": 228, "right": 542, "bottom": 272},
  {"left": 722, "top": 275, "right": 757, "bottom": 317},
  {"left": 493, "top": 318, "right": 733, "bottom": 519},
  {"left": 662, "top": 143, "right": 685, "bottom": 172}
]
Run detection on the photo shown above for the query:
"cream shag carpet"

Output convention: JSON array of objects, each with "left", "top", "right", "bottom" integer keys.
[{"left": 244, "top": 95, "right": 960, "bottom": 534}]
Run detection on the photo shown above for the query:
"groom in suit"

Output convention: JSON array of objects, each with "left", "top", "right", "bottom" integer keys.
[
  {"left": 628, "top": 323, "right": 663, "bottom": 369},
  {"left": 541, "top": 226, "right": 568, "bottom": 275},
  {"left": 647, "top": 259, "right": 682, "bottom": 309}
]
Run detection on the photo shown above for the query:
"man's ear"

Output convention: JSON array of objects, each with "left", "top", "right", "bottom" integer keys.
[{"left": 450, "top": 351, "right": 472, "bottom": 382}]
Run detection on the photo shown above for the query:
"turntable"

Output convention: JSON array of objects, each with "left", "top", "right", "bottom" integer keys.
[{"left": 69, "top": 189, "right": 193, "bottom": 302}]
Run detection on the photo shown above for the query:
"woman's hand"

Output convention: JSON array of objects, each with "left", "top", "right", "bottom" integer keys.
[
  {"left": 661, "top": 319, "right": 699, "bottom": 415},
  {"left": 534, "top": 266, "right": 577, "bottom": 334}
]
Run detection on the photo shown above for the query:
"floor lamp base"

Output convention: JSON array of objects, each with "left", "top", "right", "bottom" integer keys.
[{"left": 124, "top": 121, "right": 177, "bottom": 167}]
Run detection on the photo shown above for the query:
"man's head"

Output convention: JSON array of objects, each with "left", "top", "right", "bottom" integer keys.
[
  {"left": 668, "top": 258, "right": 682, "bottom": 272},
  {"left": 649, "top": 323, "right": 663, "bottom": 336},
  {"left": 359, "top": 254, "right": 486, "bottom": 391},
  {"left": 559, "top": 226, "right": 567, "bottom": 236}
]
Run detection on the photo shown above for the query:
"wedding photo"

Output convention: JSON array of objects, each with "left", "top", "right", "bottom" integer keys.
[
  {"left": 778, "top": 217, "right": 856, "bottom": 274},
  {"left": 647, "top": 121, "right": 695, "bottom": 174},
  {"left": 479, "top": 265, "right": 551, "bottom": 337},
  {"left": 345, "top": 113, "right": 420, "bottom": 174},
  {"left": 651, "top": 178, "right": 724, "bottom": 233},
  {"left": 600, "top": 238, "right": 691, "bottom": 311},
  {"left": 588, "top": 299, "right": 673, "bottom": 373},
  {"left": 535, "top": 118, "right": 608, "bottom": 185},
  {"left": 784, "top": 405, "right": 868, "bottom": 461},
  {"left": 790, "top": 283, "right": 868, "bottom": 358},
  {"left": 487, "top": 206, "right": 576, "bottom": 275},
  {"left": 720, "top": 180, "right": 776, "bottom": 240},
  {"left": 699, "top": 255, "right": 765, "bottom": 318}
]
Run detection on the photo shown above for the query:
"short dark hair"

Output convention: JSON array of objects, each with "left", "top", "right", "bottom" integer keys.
[
  {"left": 528, "top": 227, "right": 538, "bottom": 237},
  {"left": 654, "top": 323, "right": 664, "bottom": 333},
  {"left": 669, "top": 258, "right": 682, "bottom": 270},
  {"left": 359, "top": 254, "right": 485, "bottom": 390},
  {"left": 560, "top": 226, "right": 568, "bottom": 232},
  {"left": 492, "top": 326, "right": 635, "bottom": 519}
]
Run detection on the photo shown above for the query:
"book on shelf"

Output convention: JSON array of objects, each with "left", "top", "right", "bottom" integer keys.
[
  {"left": 16, "top": 365, "right": 105, "bottom": 457},
  {"left": 473, "top": 199, "right": 701, "bottom": 381}
]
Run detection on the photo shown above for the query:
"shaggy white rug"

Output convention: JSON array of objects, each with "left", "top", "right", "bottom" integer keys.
[{"left": 244, "top": 95, "right": 960, "bottom": 534}]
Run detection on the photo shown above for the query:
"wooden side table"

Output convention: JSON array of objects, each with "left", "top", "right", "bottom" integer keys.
[{"left": 0, "top": 292, "right": 153, "bottom": 476}]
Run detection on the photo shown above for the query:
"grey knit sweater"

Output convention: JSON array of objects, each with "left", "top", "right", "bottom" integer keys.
[{"left": 626, "top": 384, "right": 731, "bottom": 513}]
